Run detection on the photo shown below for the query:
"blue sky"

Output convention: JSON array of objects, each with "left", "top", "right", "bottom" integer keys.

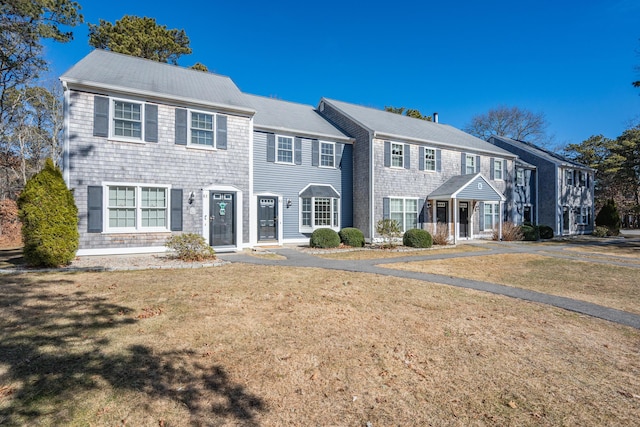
[{"left": 43, "top": 0, "right": 640, "bottom": 148}]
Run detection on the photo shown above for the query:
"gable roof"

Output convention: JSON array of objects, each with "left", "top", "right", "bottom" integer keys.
[
  {"left": 243, "top": 94, "right": 352, "bottom": 142},
  {"left": 428, "top": 173, "right": 505, "bottom": 201},
  {"left": 321, "top": 98, "right": 515, "bottom": 157},
  {"left": 60, "top": 49, "right": 254, "bottom": 115},
  {"left": 489, "top": 135, "right": 593, "bottom": 170}
]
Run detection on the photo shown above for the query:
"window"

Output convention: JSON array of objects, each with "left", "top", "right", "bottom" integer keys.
[
  {"left": 107, "top": 185, "right": 168, "bottom": 231},
  {"left": 424, "top": 148, "right": 436, "bottom": 171},
  {"left": 516, "top": 169, "right": 525, "bottom": 186},
  {"left": 391, "top": 143, "right": 404, "bottom": 167},
  {"left": 484, "top": 203, "right": 500, "bottom": 230},
  {"left": 390, "top": 198, "right": 419, "bottom": 232},
  {"left": 113, "top": 100, "right": 142, "bottom": 139},
  {"left": 523, "top": 205, "right": 532, "bottom": 223},
  {"left": 300, "top": 196, "right": 340, "bottom": 231},
  {"left": 320, "top": 142, "right": 335, "bottom": 167},
  {"left": 465, "top": 154, "right": 475, "bottom": 174},
  {"left": 565, "top": 169, "right": 573, "bottom": 186},
  {"left": 578, "top": 171, "right": 587, "bottom": 187},
  {"left": 190, "top": 112, "right": 214, "bottom": 147},
  {"left": 494, "top": 159, "right": 503, "bottom": 180},
  {"left": 576, "top": 207, "right": 589, "bottom": 225},
  {"left": 277, "top": 136, "right": 294, "bottom": 163}
]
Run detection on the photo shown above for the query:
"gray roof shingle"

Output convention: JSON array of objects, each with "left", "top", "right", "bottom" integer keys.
[
  {"left": 60, "top": 50, "right": 253, "bottom": 113},
  {"left": 489, "top": 135, "right": 592, "bottom": 170},
  {"left": 243, "top": 94, "right": 351, "bottom": 142},
  {"left": 321, "top": 98, "right": 515, "bottom": 157}
]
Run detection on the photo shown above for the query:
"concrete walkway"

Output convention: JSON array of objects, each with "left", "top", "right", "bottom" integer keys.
[{"left": 218, "top": 238, "right": 640, "bottom": 329}]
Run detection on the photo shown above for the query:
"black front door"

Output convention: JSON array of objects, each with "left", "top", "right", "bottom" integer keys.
[
  {"left": 258, "top": 197, "right": 277, "bottom": 241},
  {"left": 459, "top": 202, "right": 469, "bottom": 237},
  {"left": 436, "top": 201, "right": 448, "bottom": 224},
  {"left": 210, "top": 192, "right": 235, "bottom": 246}
]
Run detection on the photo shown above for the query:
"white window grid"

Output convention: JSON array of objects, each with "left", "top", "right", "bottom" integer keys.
[
  {"left": 112, "top": 99, "right": 143, "bottom": 140},
  {"left": 277, "top": 136, "right": 294, "bottom": 164},
  {"left": 424, "top": 148, "right": 436, "bottom": 171},
  {"left": 320, "top": 142, "right": 335, "bottom": 167},
  {"left": 391, "top": 143, "right": 404, "bottom": 168},
  {"left": 494, "top": 159, "right": 503, "bottom": 180},
  {"left": 465, "top": 155, "right": 475, "bottom": 174},
  {"left": 106, "top": 184, "right": 169, "bottom": 232},
  {"left": 390, "top": 198, "right": 419, "bottom": 232},
  {"left": 190, "top": 111, "right": 215, "bottom": 147},
  {"left": 484, "top": 202, "right": 500, "bottom": 230}
]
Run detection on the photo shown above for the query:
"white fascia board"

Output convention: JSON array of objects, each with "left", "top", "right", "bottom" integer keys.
[{"left": 252, "top": 125, "right": 354, "bottom": 143}]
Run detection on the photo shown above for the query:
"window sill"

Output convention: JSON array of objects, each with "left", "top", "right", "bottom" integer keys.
[
  {"left": 300, "top": 226, "right": 340, "bottom": 233},
  {"left": 275, "top": 161, "right": 296, "bottom": 166},
  {"left": 318, "top": 165, "right": 336, "bottom": 169},
  {"left": 108, "top": 137, "right": 146, "bottom": 145},
  {"left": 186, "top": 145, "right": 217, "bottom": 152},
  {"left": 103, "top": 228, "right": 171, "bottom": 234}
]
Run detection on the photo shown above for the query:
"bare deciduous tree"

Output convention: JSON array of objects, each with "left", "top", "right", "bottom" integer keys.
[{"left": 464, "top": 105, "right": 549, "bottom": 145}]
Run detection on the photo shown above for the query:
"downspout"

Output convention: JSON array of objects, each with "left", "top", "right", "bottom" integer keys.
[
  {"left": 369, "top": 131, "right": 375, "bottom": 241},
  {"left": 62, "top": 81, "right": 70, "bottom": 186}
]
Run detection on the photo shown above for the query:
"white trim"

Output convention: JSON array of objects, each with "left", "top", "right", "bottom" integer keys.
[
  {"left": 319, "top": 141, "right": 336, "bottom": 168},
  {"left": 391, "top": 142, "right": 404, "bottom": 168},
  {"left": 275, "top": 135, "right": 295, "bottom": 165},
  {"left": 423, "top": 147, "right": 437, "bottom": 172},
  {"left": 62, "top": 81, "right": 70, "bottom": 185},
  {"left": 255, "top": 192, "right": 283, "bottom": 244},
  {"left": 188, "top": 108, "right": 217, "bottom": 149},
  {"left": 202, "top": 184, "right": 243, "bottom": 250},
  {"left": 465, "top": 154, "right": 476, "bottom": 175},
  {"left": 77, "top": 246, "right": 168, "bottom": 256},
  {"left": 386, "top": 196, "right": 420, "bottom": 232},
  {"left": 249, "top": 117, "right": 256, "bottom": 245},
  {"left": 109, "top": 97, "right": 145, "bottom": 143},
  {"left": 102, "top": 182, "right": 172, "bottom": 233}
]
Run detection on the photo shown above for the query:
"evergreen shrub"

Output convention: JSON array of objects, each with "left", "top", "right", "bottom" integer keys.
[
  {"left": 17, "top": 159, "right": 79, "bottom": 267},
  {"left": 310, "top": 228, "right": 341, "bottom": 248},
  {"left": 339, "top": 227, "right": 365, "bottom": 247},
  {"left": 538, "top": 225, "right": 554, "bottom": 239},
  {"left": 402, "top": 228, "right": 433, "bottom": 248},
  {"left": 592, "top": 226, "right": 609, "bottom": 238},
  {"left": 595, "top": 199, "right": 621, "bottom": 236},
  {"left": 165, "top": 233, "right": 215, "bottom": 261},
  {"left": 521, "top": 223, "right": 540, "bottom": 241}
]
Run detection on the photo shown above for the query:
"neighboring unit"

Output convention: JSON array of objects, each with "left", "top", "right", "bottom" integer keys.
[
  {"left": 318, "top": 99, "right": 517, "bottom": 243},
  {"left": 488, "top": 135, "right": 594, "bottom": 236}
]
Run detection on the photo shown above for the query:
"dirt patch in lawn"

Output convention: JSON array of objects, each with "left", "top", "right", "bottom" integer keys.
[
  {"left": 1, "top": 265, "right": 639, "bottom": 426},
  {"left": 315, "top": 243, "right": 486, "bottom": 260},
  {"left": 385, "top": 253, "right": 640, "bottom": 315}
]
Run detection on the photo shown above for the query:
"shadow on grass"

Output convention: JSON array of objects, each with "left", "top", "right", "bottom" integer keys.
[
  {"left": 0, "top": 247, "right": 24, "bottom": 269},
  {"left": 0, "top": 274, "right": 266, "bottom": 426}
]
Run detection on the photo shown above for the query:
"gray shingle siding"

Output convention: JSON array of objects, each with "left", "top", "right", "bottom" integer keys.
[{"left": 67, "top": 90, "right": 251, "bottom": 251}]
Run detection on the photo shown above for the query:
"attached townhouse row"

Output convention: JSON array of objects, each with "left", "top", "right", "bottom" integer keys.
[{"left": 60, "top": 50, "right": 594, "bottom": 255}]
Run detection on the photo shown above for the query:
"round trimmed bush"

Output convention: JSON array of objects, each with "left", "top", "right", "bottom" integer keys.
[
  {"left": 165, "top": 233, "right": 216, "bottom": 261},
  {"left": 521, "top": 224, "right": 539, "bottom": 241},
  {"left": 538, "top": 225, "right": 554, "bottom": 239},
  {"left": 339, "top": 227, "right": 365, "bottom": 247},
  {"left": 402, "top": 228, "right": 432, "bottom": 248},
  {"left": 310, "top": 228, "right": 341, "bottom": 248},
  {"left": 592, "top": 226, "right": 609, "bottom": 238},
  {"left": 17, "top": 158, "right": 79, "bottom": 267}
]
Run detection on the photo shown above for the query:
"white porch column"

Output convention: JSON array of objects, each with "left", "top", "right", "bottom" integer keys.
[
  {"left": 499, "top": 201, "right": 503, "bottom": 240},
  {"left": 453, "top": 198, "right": 458, "bottom": 245}
]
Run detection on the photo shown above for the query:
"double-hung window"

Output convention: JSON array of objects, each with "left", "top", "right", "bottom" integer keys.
[
  {"left": 565, "top": 169, "right": 573, "bottom": 186},
  {"left": 300, "top": 194, "right": 340, "bottom": 231},
  {"left": 320, "top": 142, "right": 335, "bottom": 167},
  {"left": 424, "top": 148, "right": 436, "bottom": 171},
  {"left": 493, "top": 159, "right": 503, "bottom": 180},
  {"left": 465, "top": 154, "right": 475, "bottom": 174},
  {"left": 391, "top": 143, "right": 404, "bottom": 167},
  {"left": 107, "top": 185, "right": 169, "bottom": 231},
  {"left": 190, "top": 111, "right": 214, "bottom": 147},
  {"left": 277, "top": 136, "right": 294, "bottom": 163},
  {"left": 390, "top": 198, "right": 418, "bottom": 232},
  {"left": 484, "top": 202, "right": 500, "bottom": 230},
  {"left": 516, "top": 169, "right": 525, "bottom": 186},
  {"left": 576, "top": 207, "right": 589, "bottom": 225},
  {"left": 113, "top": 100, "right": 142, "bottom": 140}
]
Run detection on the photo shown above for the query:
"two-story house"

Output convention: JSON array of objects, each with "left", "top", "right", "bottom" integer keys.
[
  {"left": 61, "top": 50, "right": 255, "bottom": 255},
  {"left": 488, "top": 135, "right": 594, "bottom": 236},
  {"left": 318, "top": 99, "right": 517, "bottom": 243}
]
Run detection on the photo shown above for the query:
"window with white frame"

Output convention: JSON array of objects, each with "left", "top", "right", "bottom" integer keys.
[
  {"left": 390, "top": 198, "right": 419, "bottom": 232},
  {"left": 565, "top": 169, "right": 573, "bottom": 186},
  {"left": 300, "top": 196, "right": 340, "bottom": 230},
  {"left": 578, "top": 171, "right": 587, "bottom": 187},
  {"left": 190, "top": 111, "right": 214, "bottom": 147},
  {"left": 516, "top": 168, "right": 525, "bottom": 186},
  {"left": 107, "top": 185, "right": 168, "bottom": 231},
  {"left": 391, "top": 143, "right": 404, "bottom": 167},
  {"left": 424, "top": 148, "right": 436, "bottom": 171},
  {"left": 576, "top": 207, "right": 589, "bottom": 225},
  {"left": 320, "top": 142, "right": 335, "bottom": 167},
  {"left": 494, "top": 159, "right": 503, "bottom": 180},
  {"left": 277, "top": 136, "right": 294, "bottom": 163},
  {"left": 484, "top": 202, "right": 500, "bottom": 230},
  {"left": 113, "top": 100, "right": 142, "bottom": 140},
  {"left": 465, "top": 154, "right": 475, "bottom": 174}
]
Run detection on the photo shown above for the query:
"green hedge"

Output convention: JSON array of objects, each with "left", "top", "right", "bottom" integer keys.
[
  {"left": 339, "top": 227, "right": 365, "bottom": 247},
  {"left": 538, "top": 225, "right": 554, "bottom": 239},
  {"left": 402, "top": 228, "right": 433, "bottom": 248},
  {"left": 521, "top": 223, "right": 540, "bottom": 241},
  {"left": 310, "top": 228, "right": 341, "bottom": 248}
]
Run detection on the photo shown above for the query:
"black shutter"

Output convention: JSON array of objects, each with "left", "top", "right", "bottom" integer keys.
[
  {"left": 93, "top": 96, "right": 109, "bottom": 137},
  {"left": 170, "top": 189, "right": 183, "bottom": 231},
  {"left": 490, "top": 158, "right": 495, "bottom": 180},
  {"left": 436, "top": 149, "right": 442, "bottom": 172},
  {"left": 476, "top": 155, "right": 481, "bottom": 173},
  {"left": 295, "top": 137, "right": 302, "bottom": 165},
  {"left": 145, "top": 104, "right": 158, "bottom": 142},
  {"left": 503, "top": 160, "right": 508, "bottom": 181},
  {"left": 384, "top": 141, "right": 391, "bottom": 167},
  {"left": 383, "top": 197, "right": 390, "bottom": 219},
  {"left": 479, "top": 202, "right": 485, "bottom": 231},
  {"left": 404, "top": 144, "right": 411, "bottom": 169},
  {"left": 419, "top": 199, "right": 427, "bottom": 223},
  {"left": 312, "top": 139, "right": 319, "bottom": 166},
  {"left": 87, "top": 186, "right": 103, "bottom": 233},
  {"left": 461, "top": 152, "right": 466, "bottom": 174},
  {"left": 335, "top": 143, "right": 343, "bottom": 168},
  {"left": 419, "top": 147, "right": 425, "bottom": 171},
  {"left": 267, "top": 133, "right": 275, "bottom": 162},
  {"left": 216, "top": 115, "right": 227, "bottom": 149},
  {"left": 175, "top": 108, "right": 187, "bottom": 145}
]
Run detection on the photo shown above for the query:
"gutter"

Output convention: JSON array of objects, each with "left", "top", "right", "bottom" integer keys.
[{"left": 252, "top": 125, "right": 354, "bottom": 143}]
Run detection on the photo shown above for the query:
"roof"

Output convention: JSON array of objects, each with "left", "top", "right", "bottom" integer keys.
[
  {"left": 60, "top": 50, "right": 253, "bottom": 114},
  {"left": 243, "top": 94, "right": 352, "bottom": 142},
  {"left": 321, "top": 98, "right": 515, "bottom": 157},
  {"left": 489, "top": 135, "right": 593, "bottom": 170},
  {"left": 515, "top": 159, "right": 537, "bottom": 169},
  {"left": 428, "top": 173, "right": 505, "bottom": 201}
]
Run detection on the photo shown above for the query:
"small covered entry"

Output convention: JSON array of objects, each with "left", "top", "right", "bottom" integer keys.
[{"left": 427, "top": 173, "right": 506, "bottom": 244}]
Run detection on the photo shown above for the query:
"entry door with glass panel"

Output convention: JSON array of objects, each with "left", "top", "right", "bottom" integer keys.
[
  {"left": 436, "top": 201, "right": 448, "bottom": 225},
  {"left": 258, "top": 197, "right": 277, "bottom": 241},
  {"left": 210, "top": 192, "right": 235, "bottom": 246},
  {"left": 459, "top": 202, "right": 469, "bottom": 238}
]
